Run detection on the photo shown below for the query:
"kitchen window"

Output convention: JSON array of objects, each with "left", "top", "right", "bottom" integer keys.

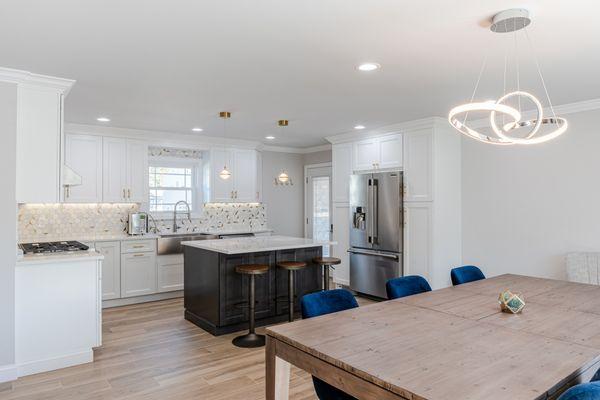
[{"left": 148, "top": 160, "right": 200, "bottom": 212}]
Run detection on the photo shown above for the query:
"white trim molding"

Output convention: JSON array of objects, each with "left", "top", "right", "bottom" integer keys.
[
  {"left": 0, "top": 66, "right": 75, "bottom": 95},
  {"left": 259, "top": 143, "right": 332, "bottom": 154},
  {"left": 17, "top": 349, "right": 92, "bottom": 378},
  {"left": 0, "top": 364, "right": 18, "bottom": 383},
  {"left": 326, "top": 117, "right": 445, "bottom": 144}
]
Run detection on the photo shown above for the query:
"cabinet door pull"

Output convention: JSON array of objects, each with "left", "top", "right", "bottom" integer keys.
[
  {"left": 133, "top": 253, "right": 144, "bottom": 257},
  {"left": 132, "top": 245, "right": 144, "bottom": 248},
  {"left": 123, "top": 188, "right": 126, "bottom": 199},
  {"left": 127, "top": 188, "right": 131, "bottom": 199}
]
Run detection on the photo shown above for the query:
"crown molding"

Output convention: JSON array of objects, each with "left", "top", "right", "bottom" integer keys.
[
  {"left": 0, "top": 67, "right": 75, "bottom": 95},
  {"left": 259, "top": 143, "right": 331, "bottom": 154},
  {"left": 326, "top": 117, "right": 445, "bottom": 144},
  {"left": 65, "top": 123, "right": 260, "bottom": 150}
]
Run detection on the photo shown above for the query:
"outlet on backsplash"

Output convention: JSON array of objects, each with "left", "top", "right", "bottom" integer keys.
[{"left": 18, "top": 202, "right": 268, "bottom": 242}]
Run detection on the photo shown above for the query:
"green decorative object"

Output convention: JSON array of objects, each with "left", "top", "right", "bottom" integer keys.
[{"left": 498, "top": 290, "right": 525, "bottom": 314}]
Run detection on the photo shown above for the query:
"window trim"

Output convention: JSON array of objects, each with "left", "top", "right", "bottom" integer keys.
[{"left": 148, "top": 156, "right": 203, "bottom": 217}]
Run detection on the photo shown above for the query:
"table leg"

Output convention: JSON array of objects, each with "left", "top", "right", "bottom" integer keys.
[{"left": 266, "top": 336, "right": 291, "bottom": 400}]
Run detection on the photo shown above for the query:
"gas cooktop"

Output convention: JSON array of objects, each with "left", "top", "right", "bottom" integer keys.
[{"left": 20, "top": 241, "right": 89, "bottom": 255}]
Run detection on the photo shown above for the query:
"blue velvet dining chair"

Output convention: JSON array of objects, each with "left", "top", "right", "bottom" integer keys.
[
  {"left": 450, "top": 265, "right": 486, "bottom": 286},
  {"left": 300, "top": 289, "right": 359, "bottom": 400},
  {"left": 558, "top": 382, "right": 600, "bottom": 400},
  {"left": 386, "top": 275, "right": 432, "bottom": 300}
]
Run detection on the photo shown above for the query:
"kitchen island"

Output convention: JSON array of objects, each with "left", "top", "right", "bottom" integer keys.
[{"left": 182, "top": 235, "right": 335, "bottom": 335}]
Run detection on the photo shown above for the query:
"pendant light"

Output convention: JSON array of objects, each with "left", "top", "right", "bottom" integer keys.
[
  {"left": 448, "top": 9, "right": 567, "bottom": 145},
  {"left": 276, "top": 120, "right": 290, "bottom": 184},
  {"left": 218, "top": 111, "right": 232, "bottom": 180}
]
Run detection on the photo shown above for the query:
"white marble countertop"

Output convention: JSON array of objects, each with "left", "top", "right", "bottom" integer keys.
[
  {"left": 19, "top": 233, "right": 160, "bottom": 244},
  {"left": 196, "top": 228, "right": 273, "bottom": 236},
  {"left": 181, "top": 235, "right": 336, "bottom": 255},
  {"left": 17, "top": 249, "right": 104, "bottom": 266}
]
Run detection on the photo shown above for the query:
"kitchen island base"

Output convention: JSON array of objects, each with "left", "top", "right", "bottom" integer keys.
[{"left": 184, "top": 246, "right": 322, "bottom": 336}]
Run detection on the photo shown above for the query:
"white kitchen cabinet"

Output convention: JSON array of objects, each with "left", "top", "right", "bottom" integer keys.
[
  {"left": 157, "top": 254, "right": 184, "bottom": 292},
  {"left": 121, "top": 252, "right": 157, "bottom": 298},
  {"left": 233, "top": 149, "right": 258, "bottom": 202},
  {"left": 256, "top": 151, "right": 263, "bottom": 202},
  {"left": 403, "top": 202, "right": 432, "bottom": 282},
  {"left": 64, "top": 134, "right": 103, "bottom": 202},
  {"left": 102, "top": 138, "right": 148, "bottom": 202},
  {"left": 331, "top": 203, "right": 350, "bottom": 286},
  {"left": 16, "top": 87, "right": 63, "bottom": 203},
  {"left": 332, "top": 143, "right": 352, "bottom": 203},
  {"left": 208, "top": 148, "right": 258, "bottom": 202},
  {"left": 95, "top": 241, "right": 121, "bottom": 300},
  {"left": 403, "top": 128, "right": 433, "bottom": 202},
  {"left": 352, "top": 138, "right": 379, "bottom": 171},
  {"left": 352, "top": 134, "right": 403, "bottom": 171}
]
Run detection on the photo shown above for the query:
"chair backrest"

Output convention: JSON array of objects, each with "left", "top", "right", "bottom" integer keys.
[
  {"left": 386, "top": 275, "right": 432, "bottom": 300},
  {"left": 558, "top": 382, "right": 600, "bottom": 400},
  {"left": 450, "top": 265, "right": 485, "bottom": 286},
  {"left": 301, "top": 289, "right": 359, "bottom": 319}
]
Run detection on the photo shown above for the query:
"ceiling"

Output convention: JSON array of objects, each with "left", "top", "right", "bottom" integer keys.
[{"left": 1, "top": 0, "right": 599, "bottom": 147}]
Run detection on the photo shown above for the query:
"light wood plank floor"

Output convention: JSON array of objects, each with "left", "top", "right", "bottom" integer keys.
[{"left": 0, "top": 296, "right": 373, "bottom": 400}]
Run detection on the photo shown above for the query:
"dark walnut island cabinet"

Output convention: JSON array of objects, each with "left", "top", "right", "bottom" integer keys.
[{"left": 182, "top": 235, "right": 334, "bottom": 335}]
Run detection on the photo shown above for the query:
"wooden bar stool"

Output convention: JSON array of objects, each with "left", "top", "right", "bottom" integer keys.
[
  {"left": 277, "top": 261, "right": 307, "bottom": 322},
  {"left": 232, "top": 264, "right": 269, "bottom": 348},
  {"left": 313, "top": 257, "right": 341, "bottom": 291}
]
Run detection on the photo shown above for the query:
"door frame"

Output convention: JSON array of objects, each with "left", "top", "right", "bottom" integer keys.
[{"left": 303, "top": 162, "right": 332, "bottom": 238}]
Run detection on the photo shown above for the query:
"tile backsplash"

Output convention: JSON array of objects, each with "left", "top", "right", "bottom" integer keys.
[{"left": 18, "top": 203, "right": 268, "bottom": 242}]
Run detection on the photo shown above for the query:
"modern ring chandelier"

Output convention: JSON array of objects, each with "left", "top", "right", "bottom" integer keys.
[{"left": 448, "top": 9, "right": 567, "bottom": 145}]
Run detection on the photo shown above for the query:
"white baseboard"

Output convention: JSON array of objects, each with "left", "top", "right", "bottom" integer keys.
[
  {"left": 0, "top": 364, "right": 18, "bottom": 383},
  {"left": 333, "top": 278, "right": 350, "bottom": 287},
  {"left": 103, "top": 291, "right": 183, "bottom": 308},
  {"left": 17, "top": 349, "right": 93, "bottom": 377}
]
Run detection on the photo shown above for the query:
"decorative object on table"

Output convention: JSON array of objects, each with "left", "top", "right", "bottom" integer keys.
[
  {"left": 448, "top": 8, "right": 567, "bottom": 145},
  {"left": 498, "top": 289, "right": 526, "bottom": 313},
  {"left": 218, "top": 111, "right": 232, "bottom": 180}
]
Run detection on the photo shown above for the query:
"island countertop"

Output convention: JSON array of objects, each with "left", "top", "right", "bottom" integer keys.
[{"left": 181, "top": 235, "right": 336, "bottom": 255}]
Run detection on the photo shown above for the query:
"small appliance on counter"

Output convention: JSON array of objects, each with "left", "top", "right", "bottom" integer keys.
[
  {"left": 128, "top": 212, "right": 149, "bottom": 235},
  {"left": 20, "top": 241, "right": 90, "bottom": 255}
]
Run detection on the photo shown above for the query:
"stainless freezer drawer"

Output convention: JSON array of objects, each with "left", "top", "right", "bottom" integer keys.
[{"left": 349, "top": 248, "right": 402, "bottom": 299}]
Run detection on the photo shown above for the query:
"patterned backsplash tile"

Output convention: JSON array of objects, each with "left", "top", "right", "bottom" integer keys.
[{"left": 18, "top": 203, "right": 267, "bottom": 242}]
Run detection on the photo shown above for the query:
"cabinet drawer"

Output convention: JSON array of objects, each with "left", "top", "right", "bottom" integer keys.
[{"left": 121, "top": 239, "right": 156, "bottom": 254}]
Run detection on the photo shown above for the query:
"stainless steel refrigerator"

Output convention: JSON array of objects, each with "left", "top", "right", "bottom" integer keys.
[{"left": 349, "top": 171, "right": 403, "bottom": 298}]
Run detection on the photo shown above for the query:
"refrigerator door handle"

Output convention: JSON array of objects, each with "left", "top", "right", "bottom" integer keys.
[
  {"left": 347, "top": 248, "right": 399, "bottom": 260},
  {"left": 372, "top": 178, "right": 379, "bottom": 245},
  {"left": 367, "top": 178, "right": 373, "bottom": 243}
]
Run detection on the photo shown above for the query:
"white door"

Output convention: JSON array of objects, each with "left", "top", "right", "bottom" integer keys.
[
  {"left": 233, "top": 149, "right": 257, "bottom": 202},
  {"left": 403, "top": 202, "right": 432, "bottom": 281},
  {"left": 332, "top": 143, "right": 352, "bottom": 203},
  {"left": 378, "top": 134, "right": 403, "bottom": 169},
  {"left": 16, "top": 87, "right": 62, "bottom": 203},
  {"left": 64, "top": 134, "right": 103, "bottom": 202},
  {"left": 305, "top": 165, "right": 332, "bottom": 257},
  {"left": 120, "top": 252, "right": 157, "bottom": 298},
  {"left": 102, "top": 137, "right": 128, "bottom": 202},
  {"left": 331, "top": 203, "right": 350, "bottom": 286},
  {"left": 126, "top": 140, "right": 148, "bottom": 202},
  {"left": 404, "top": 129, "right": 433, "bottom": 202},
  {"left": 210, "top": 148, "right": 234, "bottom": 202},
  {"left": 95, "top": 241, "right": 121, "bottom": 300},
  {"left": 353, "top": 139, "right": 379, "bottom": 171}
]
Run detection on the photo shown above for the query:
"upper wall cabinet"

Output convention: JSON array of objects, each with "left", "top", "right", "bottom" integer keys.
[
  {"left": 352, "top": 133, "right": 402, "bottom": 172},
  {"left": 403, "top": 129, "right": 434, "bottom": 202},
  {"left": 332, "top": 143, "right": 352, "bottom": 203},
  {"left": 103, "top": 138, "right": 148, "bottom": 203},
  {"left": 64, "top": 134, "right": 103, "bottom": 202},
  {"left": 208, "top": 148, "right": 258, "bottom": 203}
]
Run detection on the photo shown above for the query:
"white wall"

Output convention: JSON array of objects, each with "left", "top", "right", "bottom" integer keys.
[
  {"left": 261, "top": 151, "right": 305, "bottom": 236},
  {"left": 462, "top": 108, "right": 600, "bottom": 280},
  {"left": 303, "top": 150, "right": 331, "bottom": 165},
  {"left": 0, "top": 81, "right": 17, "bottom": 381}
]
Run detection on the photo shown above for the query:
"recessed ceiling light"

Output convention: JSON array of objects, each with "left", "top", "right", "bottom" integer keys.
[
  {"left": 354, "top": 125, "right": 366, "bottom": 130},
  {"left": 97, "top": 117, "right": 110, "bottom": 122},
  {"left": 357, "top": 63, "right": 380, "bottom": 72},
  {"left": 192, "top": 127, "right": 203, "bottom": 132},
  {"left": 265, "top": 136, "right": 275, "bottom": 140}
]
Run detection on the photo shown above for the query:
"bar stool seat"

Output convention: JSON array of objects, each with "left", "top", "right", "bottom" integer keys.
[
  {"left": 277, "top": 261, "right": 307, "bottom": 322},
  {"left": 313, "top": 257, "right": 341, "bottom": 291},
  {"left": 232, "top": 264, "right": 269, "bottom": 348}
]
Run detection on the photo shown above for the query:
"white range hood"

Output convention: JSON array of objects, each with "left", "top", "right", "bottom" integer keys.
[{"left": 62, "top": 164, "right": 82, "bottom": 186}]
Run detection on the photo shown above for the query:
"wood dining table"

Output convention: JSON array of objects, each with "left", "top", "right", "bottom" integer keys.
[{"left": 265, "top": 274, "right": 600, "bottom": 400}]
